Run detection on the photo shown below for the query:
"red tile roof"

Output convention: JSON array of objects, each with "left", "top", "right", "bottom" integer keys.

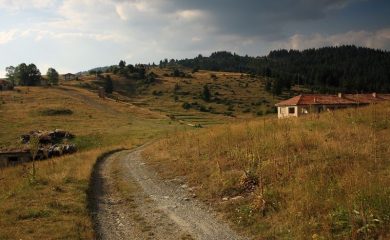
[{"left": 276, "top": 93, "right": 390, "bottom": 107}]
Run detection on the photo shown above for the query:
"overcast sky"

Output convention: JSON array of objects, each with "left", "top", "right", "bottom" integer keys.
[{"left": 0, "top": 0, "right": 389, "bottom": 77}]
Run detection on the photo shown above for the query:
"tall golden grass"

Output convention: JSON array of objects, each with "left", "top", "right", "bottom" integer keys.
[{"left": 144, "top": 103, "right": 390, "bottom": 239}]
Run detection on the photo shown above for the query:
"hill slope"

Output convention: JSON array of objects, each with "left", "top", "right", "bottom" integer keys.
[
  {"left": 144, "top": 102, "right": 390, "bottom": 239},
  {"left": 64, "top": 68, "right": 304, "bottom": 124}
]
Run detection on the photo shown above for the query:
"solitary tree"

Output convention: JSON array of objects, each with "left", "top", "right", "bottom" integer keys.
[
  {"left": 119, "top": 60, "right": 126, "bottom": 69},
  {"left": 202, "top": 84, "right": 211, "bottom": 102},
  {"left": 272, "top": 79, "right": 283, "bottom": 96},
  {"left": 47, "top": 68, "right": 59, "bottom": 85},
  {"left": 265, "top": 80, "right": 272, "bottom": 92}
]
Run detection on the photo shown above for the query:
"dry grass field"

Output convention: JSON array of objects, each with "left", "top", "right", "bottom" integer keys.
[
  {"left": 144, "top": 103, "right": 390, "bottom": 239},
  {"left": 0, "top": 86, "right": 182, "bottom": 239},
  {"left": 1, "top": 79, "right": 388, "bottom": 239}
]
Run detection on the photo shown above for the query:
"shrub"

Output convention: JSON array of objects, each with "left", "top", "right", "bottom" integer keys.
[
  {"left": 39, "top": 108, "right": 73, "bottom": 116},
  {"left": 202, "top": 85, "right": 211, "bottom": 102},
  {"left": 182, "top": 102, "right": 191, "bottom": 110},
  {"left": 152, "top": 90, "right": 163, "bottom": 96},
  {"left": 192, "top": 67, "right": 200, "bottom": 73},
  {"left": 199, "top": 105, "right": 209, "bottom": 112},
  {"left": 172, "top": 69, "right": 185, "bottom": 77},
  {"left": 224, "top": 111, "right": 234, "bottom": 116}
]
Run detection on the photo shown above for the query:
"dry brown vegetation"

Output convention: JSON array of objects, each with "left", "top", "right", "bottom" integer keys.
[
  {"left": 144, "top": 103, "right": 390, "bottom": 239},
  {"left": 0, "top": 86, "right": 179, "bottom": 239},
  {"left": 1, "top": 79, "right": 389, "bottom": 239}
]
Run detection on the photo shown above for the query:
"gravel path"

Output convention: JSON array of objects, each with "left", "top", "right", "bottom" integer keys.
[{"left": 90, "top": 147, "right": 247, "bottom": 240}]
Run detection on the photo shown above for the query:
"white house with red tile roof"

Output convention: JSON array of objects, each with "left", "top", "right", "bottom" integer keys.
[{"left": 275, "top": 93, "right": 390, "bottom": 118}]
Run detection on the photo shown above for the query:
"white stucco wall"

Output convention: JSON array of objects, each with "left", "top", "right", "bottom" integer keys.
[{"left": 278, "top": 106, "right": 299, "bottom": 118}]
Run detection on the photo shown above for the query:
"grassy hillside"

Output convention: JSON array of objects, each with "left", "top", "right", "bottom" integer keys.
[
  {"left": 0, "top": 86, "right": 182, "bottom": 239},
  {"left": 144, "top": 103, "right": 390, "bottom": 239},
  {"left": 63, "top": 68, "right": 305, "bottom": 126}
]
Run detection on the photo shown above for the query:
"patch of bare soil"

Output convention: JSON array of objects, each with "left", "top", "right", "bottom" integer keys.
[{"left": 89, "top": 147, "right": 247, "bottom": 240}]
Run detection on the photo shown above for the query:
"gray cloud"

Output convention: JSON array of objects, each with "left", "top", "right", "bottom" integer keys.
[
  {"left": 135, "top": 0, "right": 356, "bottom": 40},
  {"left": 1, "top": 0, "right": 389, "bottom": 76}
]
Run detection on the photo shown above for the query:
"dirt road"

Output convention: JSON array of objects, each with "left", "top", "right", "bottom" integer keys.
[
  {"left": 55, "top": 86, "right": 119, "bottom": 114},
  {"left": 89, "top": 147, "right": 247, "bottom": 240}
]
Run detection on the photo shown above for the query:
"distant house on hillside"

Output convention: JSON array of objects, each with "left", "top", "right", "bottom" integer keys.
[
  {"left": 63, "top": 73, "right": 77, "bottom": 81},
  {"left": 275, "top": 93, "right": 390, "bottom": 118},
  {"left": 0, "top": 79, "right": 13, "bottom": 91}
]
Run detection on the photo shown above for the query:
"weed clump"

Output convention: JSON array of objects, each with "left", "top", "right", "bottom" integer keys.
[{"left": 39, "top": 108, "right": 73, "bottom": 116}]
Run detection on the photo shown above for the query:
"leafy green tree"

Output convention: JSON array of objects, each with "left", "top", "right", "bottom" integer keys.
[
  {"left": 5, "top": 66, "right": 16, "bottom": 85},
  {"left": 46, "top": 68, "right": 59, "bottom": 85},
  {"left": 138, "top": 67, "right": 146, "bottom": 79},
  {"left": 119, "top": 60, "right": 126, "bottom": 69},
  {"left": 127, "top": 64, "right": 135, "bottom": 73},
  {"left": 14, "top": 63, "right": 41, "bottom": 86}
]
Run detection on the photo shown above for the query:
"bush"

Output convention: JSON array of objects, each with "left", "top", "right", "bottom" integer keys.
[
  {"left": 39, "top": 108, "right": 73, "bottom": 116},
  {"left": 199, "top": 105, "right": 209, "bottom": 112},
  {"left": 182, "top": 102, "right": 191, "bottom": 110},
  {"left": 224, "top": 111, "right": 234, "bottom": 117},
  {"left": 227, "top": 105, "right": 235, "bottom": 111},
  {"left": 152, "top": 90, "right": 163, "bottom": 96},
  {"left": 172, "top": 69, "right": 185, "bottom": 77},
  {"left": 192, "top": 67, "right": 200, "bottom": 73},
  {"left": 265, "top": 107, "right": 277, "bottom": 114}
]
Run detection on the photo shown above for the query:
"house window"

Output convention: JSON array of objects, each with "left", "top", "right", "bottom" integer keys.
[{"left": 288, "top": 107, "right": 295, "bottom": 114}]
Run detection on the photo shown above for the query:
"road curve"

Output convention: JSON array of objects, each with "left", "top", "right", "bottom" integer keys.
[{"left": 89, "top": 146, "right": 247, "bottom": 240}]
